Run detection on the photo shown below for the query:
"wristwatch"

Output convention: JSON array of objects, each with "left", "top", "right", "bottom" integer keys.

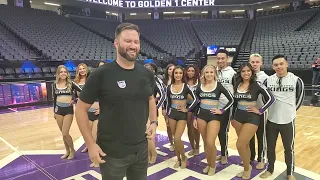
[{"left": 150, "top": 120, "right": 158, "bottom": 126}]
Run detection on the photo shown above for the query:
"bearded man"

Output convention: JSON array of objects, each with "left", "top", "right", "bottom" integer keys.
[{"left": 75, "top": 23, "right": 158, "bottom": 180}]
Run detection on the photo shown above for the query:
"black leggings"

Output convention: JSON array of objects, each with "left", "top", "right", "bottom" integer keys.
[
  {"left": 249, "top": 113, "right": 267, "bottom": 162},
  {"left": 266, "top": 120, "right": 295, "bottom": 176},
  {"left": 218, "top": 108, "right": 231, "bottom": 156}
]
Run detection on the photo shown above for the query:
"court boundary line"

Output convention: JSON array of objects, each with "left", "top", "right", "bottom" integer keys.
[{"left": 0, "top": 136, "right": 58, "bottom": 180}]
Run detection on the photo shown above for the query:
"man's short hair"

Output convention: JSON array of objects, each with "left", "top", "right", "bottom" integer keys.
[
  {"left": 115, "top": 23, "right": 140, "bottom": 39},
  {"left": 250, "top": 53, "right": 263, "bottom": 60},
  {"left": 272, "top": 54, "right": 287, "bottom": 63},
  {"left": 216, "top": 49, "right": 229, "bottom": 57}
]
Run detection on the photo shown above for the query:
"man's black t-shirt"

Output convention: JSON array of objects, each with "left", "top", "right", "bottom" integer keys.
[{"left": 79, "top": 60, "right": 155, "bottom": 158}]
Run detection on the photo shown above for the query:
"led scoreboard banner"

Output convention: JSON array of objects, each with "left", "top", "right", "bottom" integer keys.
[
  {"left": 82, "top": 0, "right": 215, "bottom": 8},
  {"left": 206, "top": 46, "right": 237, "bottom": 56},
  {"left": 0, "top": 81, "right": 48, "bottom": 107}
]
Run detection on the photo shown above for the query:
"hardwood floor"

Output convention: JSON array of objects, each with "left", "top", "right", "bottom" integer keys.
[{"left": 0, "top": 105, "right": 319, "bottom": 174}]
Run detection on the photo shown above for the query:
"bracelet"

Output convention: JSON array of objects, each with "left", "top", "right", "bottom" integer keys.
[
  {"left": 258, "top": 108, "right": 264, "bottom": 115},
  {"left": 150, "top": 120, "right": 158, "bottom": 126}
]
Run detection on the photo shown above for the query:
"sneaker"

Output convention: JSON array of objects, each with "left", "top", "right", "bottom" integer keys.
[
  {"left": 173, "top": 161, "right": 180, "bottom": 168},
  {"left": 194, "top": 149, "right": 200, "bottom": 155},
  {"left": 169, "top": 145, "right": 175, "bottom": 152},
  {"left": 260, "top": 171, "right": 272, "bottom": 179},
  {"left": 188, "top": 149, "right": 194, "bottom": 156},
  {"left": 208, "top": 167, "right": 216, "bottom": 176},
  {"left": 288, "top": 175, "right": 296, "bottom": 180},
  {"left": 221, "top": 156, "right": 228, "bottom": 165},
  {"left": 242, "top": 165, "right": 252, "bottom": 179},
  {"left": 181, "top": 159, "right": 187, "bottom": 169},
  {"left": 203, "top": 166, "right": 210, "bottom": 173},
  {"left": 237, "top": 171, "right": 244, "bottom": 177},
  {"left": 256, "top": 162, "right": 265, "bottom": 169}
]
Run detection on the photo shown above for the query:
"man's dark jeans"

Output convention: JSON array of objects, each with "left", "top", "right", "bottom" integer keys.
[{"left": 100, "top": 143, "right": 148, "bottom": 180}]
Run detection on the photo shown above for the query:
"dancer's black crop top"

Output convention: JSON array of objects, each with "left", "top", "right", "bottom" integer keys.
[
  {"left": 165, "top": 83, "right": 199, "bottom": 113},
  {"left": 232, "top": 81, "right": 275, "bottom": 116},
  {"left": 52, "top": 81, "right": 82, "bottom": 110},
  {"left": 194, "top": 81, "right": 234, "bottom": 113}
]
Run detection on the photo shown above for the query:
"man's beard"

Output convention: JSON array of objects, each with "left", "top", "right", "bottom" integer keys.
[{"left": 118, "top": 45, "right": 139, "bottom": 62}]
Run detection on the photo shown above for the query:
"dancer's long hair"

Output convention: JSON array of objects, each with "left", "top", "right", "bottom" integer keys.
[
  {"left": 200, "top": 64, "right": 217, "bottom": 85},
  {"left": 184, "top": 65, "right": 200, "bottom": 85},
  {"left": 233, "top": 63, "right": 257, "bottom": 92},
  {"left": 55, "top": 65, "right": 72, "bottom": 92},
  {"left": 74, "top": 63, "right": 89, "bottom": 84}
]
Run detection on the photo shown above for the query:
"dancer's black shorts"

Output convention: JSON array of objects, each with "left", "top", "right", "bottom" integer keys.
[
  {"left": 234, "top": 109, "right": 261, "bottom": 126},
  {"left": 168, "top": 108, "right": 187, "bottom": 121},
  {"left": 54, "top": 105, "right": 73, "bottom": 116},
  {"left": 197, "top": 108, "right": 223, "bottom": 123}
]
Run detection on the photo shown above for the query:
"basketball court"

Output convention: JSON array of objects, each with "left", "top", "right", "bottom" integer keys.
[{"left": 0, "top": 105, "right": 320, "bottom": 180}]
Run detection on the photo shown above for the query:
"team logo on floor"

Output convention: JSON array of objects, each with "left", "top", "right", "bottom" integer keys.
[{"left": 0, "top": 132, "right": 319, "bottom": 180}]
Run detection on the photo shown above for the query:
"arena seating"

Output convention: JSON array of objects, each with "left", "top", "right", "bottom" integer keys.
[
  {"left": 251, "top": 8, "right": 320, "bottom": 70},
  {"left": 191, "top": 19, "right": 249, "bottom": 46},
  {"left": 70, "top": 16, "right": 170, "bottom": 60},
  {"left": 300, "top": 9, "right": 320, "bottom": 62},
  {"left": 0, "top": 23, "right": 39, "bottom": 61},
  {"left": 0, "top": 65, "right": 82, "bottom": 79},
  {"left": 129, "top": 19, "right": 196, "bottom": 58},
  {"left": 0, "top": 5, "right": 118, "bottom": 61},
  {"left": 0, "top": 3, "right": 320, "bottom": 77}
]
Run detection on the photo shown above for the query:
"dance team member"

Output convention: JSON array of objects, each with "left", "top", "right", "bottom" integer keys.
[
  {"left": 184, "top": 65, "right": 200, "bottom": 156},
  {"left": 162, "top": 63, "right": 175, "bottom": 151},
  {"left": 74, "top": 63, "right": 101, "bottom": 168},
  {"left": 260, "top": 55, "right": 304, "bottom": 180},
  {"left": 74, "top": 63, "right": 90, "bottom": 152},
  {"left": 166, "top": 66, "right": 199, "bottom": 169},
  {"left": 249, "top": 53, "right": 269, "bottom": 169},
  {"left": 216, "top": 49, "right": 236, "bottom": 164},
  {"left": 52, "top": 65, "right": 82, "bottom": 160},
  {"left": 193, "top": 64, "right": 234, "bottom": 176},
  {"left": 144, "top": 63, "right": 166, "bottom": 164},
  {"left": 232, "top": 63, "right": 275, "bottom": 179}
]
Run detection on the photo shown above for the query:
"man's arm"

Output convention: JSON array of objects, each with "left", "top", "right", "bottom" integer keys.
[
  {"left": 149, "top": 72, "right": 158, "bottom": 124},
  {"left": 146, "top": 72, "right": 158, "bottom": 139},
  {"left": 75, "top": 70, "right": 100, "bottom": 147},
  {"left": 149, "top": 95, "right": 158, "bottom": 123}
]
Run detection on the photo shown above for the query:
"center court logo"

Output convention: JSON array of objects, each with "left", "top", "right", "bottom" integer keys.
[{"left": 117, "top": 80, "right": 126, "bottom": 88}]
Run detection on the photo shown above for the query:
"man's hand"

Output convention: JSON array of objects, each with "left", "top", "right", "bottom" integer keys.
[
  {"left": 146, "top": 123, "right": 157, "bottom": 140},
  {"left": 94, "top": 108, "right": 100, "bottom": 115},
  {"left": 88, "top": 143, "right": 106, "bottom": 164}
]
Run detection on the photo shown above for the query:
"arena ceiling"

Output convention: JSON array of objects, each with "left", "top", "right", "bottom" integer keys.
[{"left": 29, "top": 0, "right": 299, "bottom": 12}]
